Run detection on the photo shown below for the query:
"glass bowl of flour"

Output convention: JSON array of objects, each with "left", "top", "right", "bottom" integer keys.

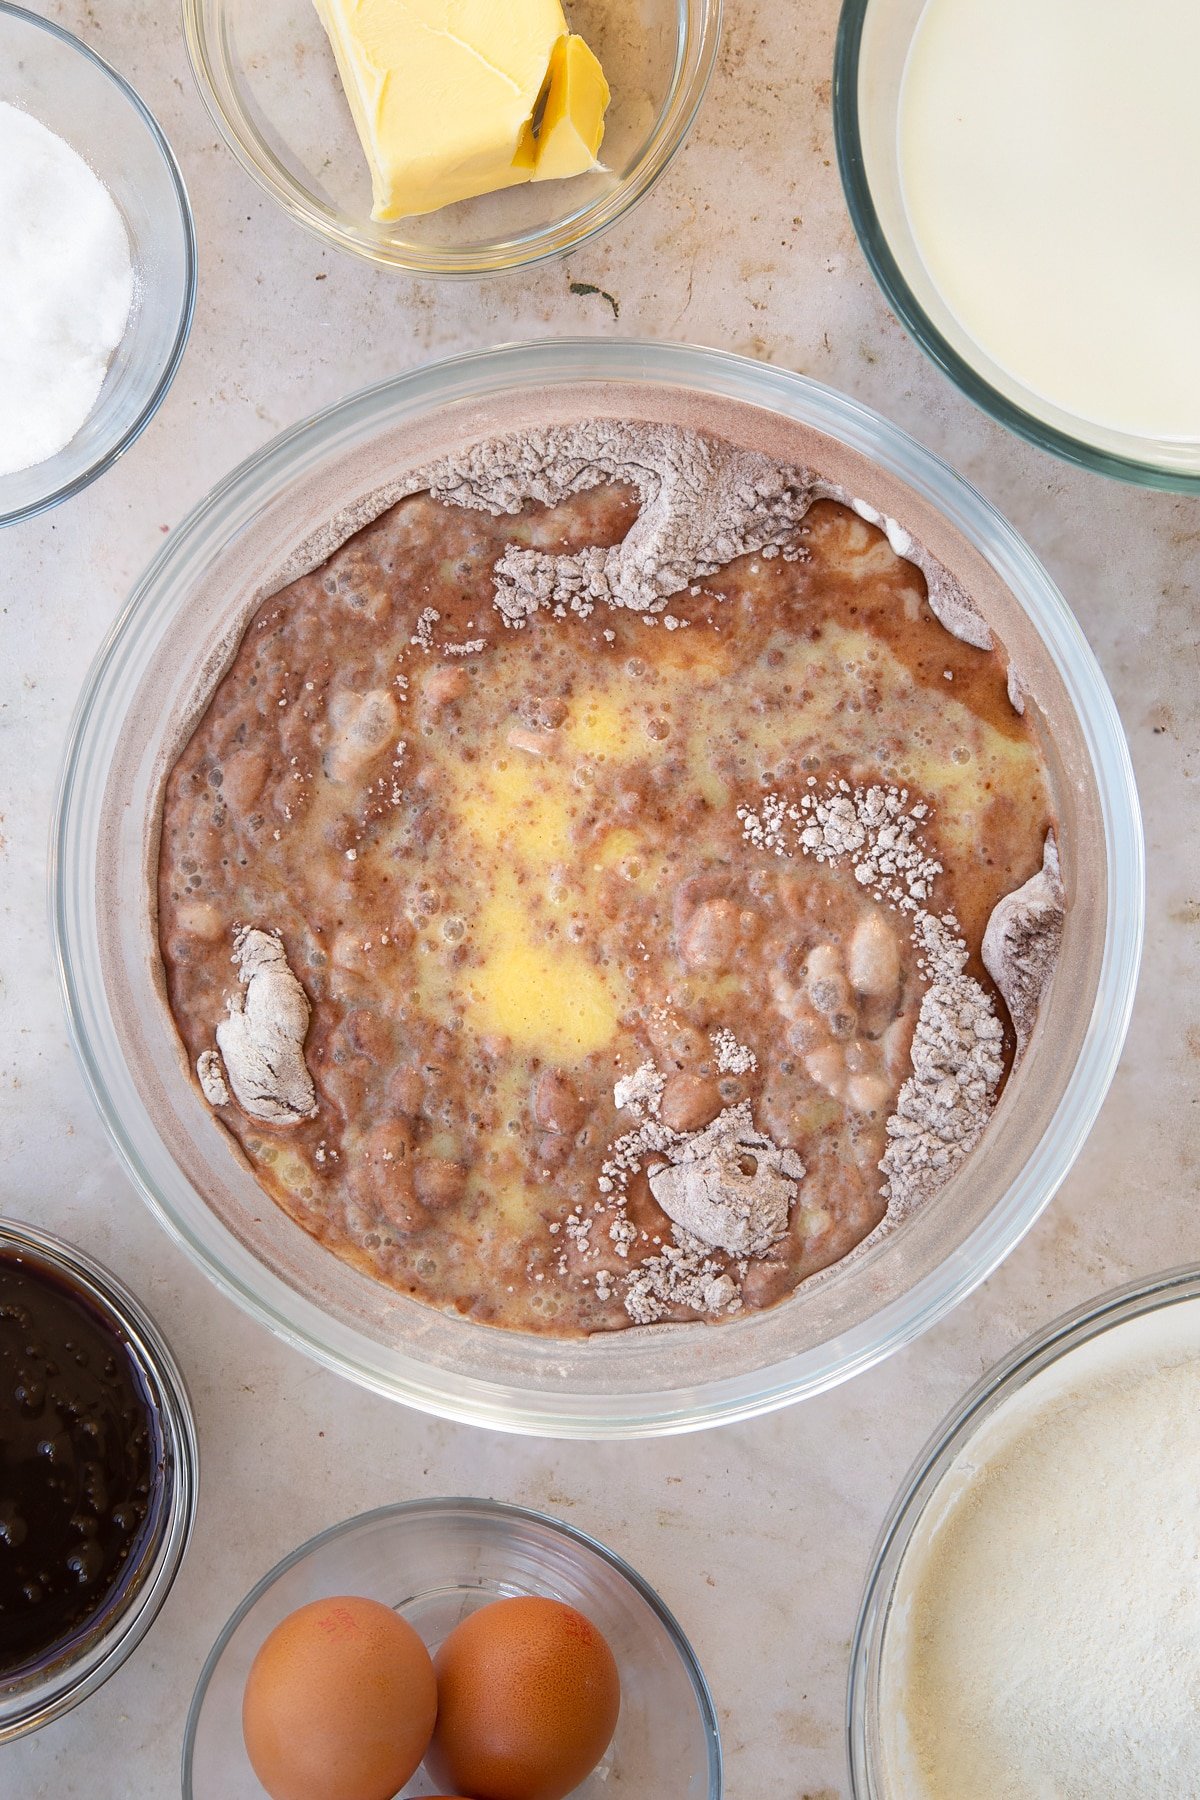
[
  {"left": 0, "top": 5, "right": 195, "bottom": 527},
  {"left": 849, "top": 1268, "right": 1200, "bottom": 1797}
]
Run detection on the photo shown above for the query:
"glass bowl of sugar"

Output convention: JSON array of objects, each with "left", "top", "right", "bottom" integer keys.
[
  {"left": 0, "top": 4, "right": 195, "bottom": 527},
  {"left": 849, "top": 1268, "right": 1200, "bottom": 1796},
  {"left": 835, "top": 0, "right": 1200, "bottom": 489}
]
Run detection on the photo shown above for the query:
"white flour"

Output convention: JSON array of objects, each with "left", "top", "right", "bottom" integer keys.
[
  {"left": 738, "top": 778, "right": 1027, "bottom": 1216},
  {"left": 982, "top": 832, "right": 1065, "bottom": 1056},
  {"left": 0, "top": 103, "right": 133, "bottom": 478},
  {"left": 888, "top": 1303, "right": 1200, "bottom": 1798},
  {"left": 202, "top": 929, "right": 318, "bottom": 1125}
]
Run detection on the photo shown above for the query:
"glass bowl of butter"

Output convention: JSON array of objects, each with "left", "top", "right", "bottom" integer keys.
[{"left": 183, "top": 0, "right": 721, "bottom": 274}]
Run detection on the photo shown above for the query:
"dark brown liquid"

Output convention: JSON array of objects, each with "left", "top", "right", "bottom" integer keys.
[{"left": 0, "top": 1250, "right": 161, "bottom": 1679}]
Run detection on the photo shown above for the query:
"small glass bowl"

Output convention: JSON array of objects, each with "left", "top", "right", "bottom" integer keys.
[
  {"left": 0, "top": 4, "right": 196, "bottom": 527},
  {"left": 0, "top": 1217, "right": 198, "bottom": 1742},
  {"left": 183, "top": 1497, "right": 722, "bottom": 1797},
  {"left": 847, "top": 1265, "right": 1200, "bottom": 1796},
  {"left": 183, "top": 0, "right": 720, "bottom": 274},
  {"left": 833, "top": 0, "right": 1200, "bottom": 490}
]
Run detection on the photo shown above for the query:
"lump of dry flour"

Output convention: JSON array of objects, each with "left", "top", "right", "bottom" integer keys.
[
  {"left": 880, "top": 948, "right": 1006, "bottom": 1214},
  {"left": 276, "top": 420, "right": 1018, "bottom": 688},
  {"left": 982, "top": 832, "right": 1065, "bottom": 1057},
  {"left": 647, "top": 1102, "right": 804, "bottom": 1257},
  {"left": 420, "top": 420, "right": 816, "bottom": 622},
  {"left": 196, "top": 1049, "right": 230, "bottom": 1107},
  {"left": 201, "top": 928, "right": 318, "bottom": 1125}
]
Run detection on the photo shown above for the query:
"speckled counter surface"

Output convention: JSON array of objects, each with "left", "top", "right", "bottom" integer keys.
[{"left": 2, "top": 2, "right": 1197, "bottom": 1794}]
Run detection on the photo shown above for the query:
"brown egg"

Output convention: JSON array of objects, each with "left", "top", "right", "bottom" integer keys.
[
  {"left": 427, "top": 1595, "right": 621, "bottom": 1800},
  {"left": 242, "top": 1594, "right": 437, "bottom": 1800}
]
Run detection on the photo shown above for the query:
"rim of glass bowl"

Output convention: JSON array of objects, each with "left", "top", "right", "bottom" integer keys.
[
  {"left": 181, "top": 0, "right": 722, "bottom": 276},
  {"left": 0, "top": 1216, "right": 199, "bottom": 1742},
  {"left": 832, "top": 0, "right": 1200, "bottom": 493},
  {"left": 50, "top": 338, "right": 1144, "bottom": 1438},
  {"left": 0, "top": 2, "right": 197, "bottom": 529},
  {"left": 181, "top": 1495, "right": 723, "bottom": 1798},
  {"left": 846, "top": 1264, "right": 1200, "bottom": 1797}
]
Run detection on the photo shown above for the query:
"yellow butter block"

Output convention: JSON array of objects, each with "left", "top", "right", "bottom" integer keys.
[
  {"left": 312, "top": 0, "right": 610, "bottom": 220},
  {"left": 533, "top": 32, "right": 610, "bottom": 181}
]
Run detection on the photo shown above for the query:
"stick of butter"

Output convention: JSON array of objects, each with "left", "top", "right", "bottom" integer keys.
[{"left": 312, "top": 0, "right": 611, "bottom": 221}]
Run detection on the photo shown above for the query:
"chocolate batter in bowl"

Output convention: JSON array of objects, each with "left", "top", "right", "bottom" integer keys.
[{"left": 51, "top": 341, "right": 1143, "bottom": 1436}]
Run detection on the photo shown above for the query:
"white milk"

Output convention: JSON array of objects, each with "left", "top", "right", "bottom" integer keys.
[{"left": 897, "top": 0, "right": 1200, "bottom": 440}]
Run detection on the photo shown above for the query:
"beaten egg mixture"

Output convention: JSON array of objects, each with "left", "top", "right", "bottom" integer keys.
[{"left": 158, "top": 473, "right": 1053, "bottom": 1334}]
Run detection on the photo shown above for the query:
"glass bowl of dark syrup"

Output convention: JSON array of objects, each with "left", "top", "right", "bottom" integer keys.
[{"left": 0, "top": 1218, "right": 196, "bottom": 1740}]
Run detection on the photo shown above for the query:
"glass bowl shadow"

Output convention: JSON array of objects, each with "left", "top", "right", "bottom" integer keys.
[
  {"left": 0, "top": 3, "right": 195, "bottom": 526},
  {"left": 183, "top": 0, "right": 721, "bottom": 275},
  {"left": 833, "top": 0, "right": 1200, "bottom": 490},
  {"left": 183, "top": 1497, "right": 722, "bottom": 1798},
  {"left": 51, "top": 338, "right": 1143, "bottom": 1438},
  {"left": 847, "top": 1265, "right": 1200, "bottom": 1796}
]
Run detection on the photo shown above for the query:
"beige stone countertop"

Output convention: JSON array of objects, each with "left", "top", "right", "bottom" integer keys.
[{"left": 2, "top": 1, "right": 1197, "bottom": 1794}]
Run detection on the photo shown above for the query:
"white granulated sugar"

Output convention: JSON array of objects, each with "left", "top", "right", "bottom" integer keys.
[
  {"left": 0, "top": 103, "right": 133, "bottom": 478},
  {"left": 890, "top": 1305, "right": 1200, "bottom": 1799}
]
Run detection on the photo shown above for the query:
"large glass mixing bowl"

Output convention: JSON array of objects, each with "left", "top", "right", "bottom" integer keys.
[{"left": 51, "top": 339, "right": 1143, "bottom": 1436}]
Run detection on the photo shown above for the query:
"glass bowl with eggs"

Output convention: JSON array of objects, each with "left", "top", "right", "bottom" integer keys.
[
  {"left": 0, "top": 3, "right": 195, "bottom": 527},
  {"left": 182, "top": 0, "right": 721, "bottom": 274},
  {"left": 183, "top": 1496, "right": 722, "bottom": 1798},
  {"left": 51, "top": 337, "right": 1142, "bottom": 1437},
  {"left": 834, "top": 0, "right": 1200, "bottom": 489}
]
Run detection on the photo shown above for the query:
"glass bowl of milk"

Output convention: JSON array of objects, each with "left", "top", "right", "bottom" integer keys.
[
  {"left": 0, "top": 5, "right": 195, "bottom": 527},
  {"left": 834, "top": 0, "right": 1200, "bottom": 488},
  {"left": 849, "top": 1267, "right": 1200, "bottom": 1796}
]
